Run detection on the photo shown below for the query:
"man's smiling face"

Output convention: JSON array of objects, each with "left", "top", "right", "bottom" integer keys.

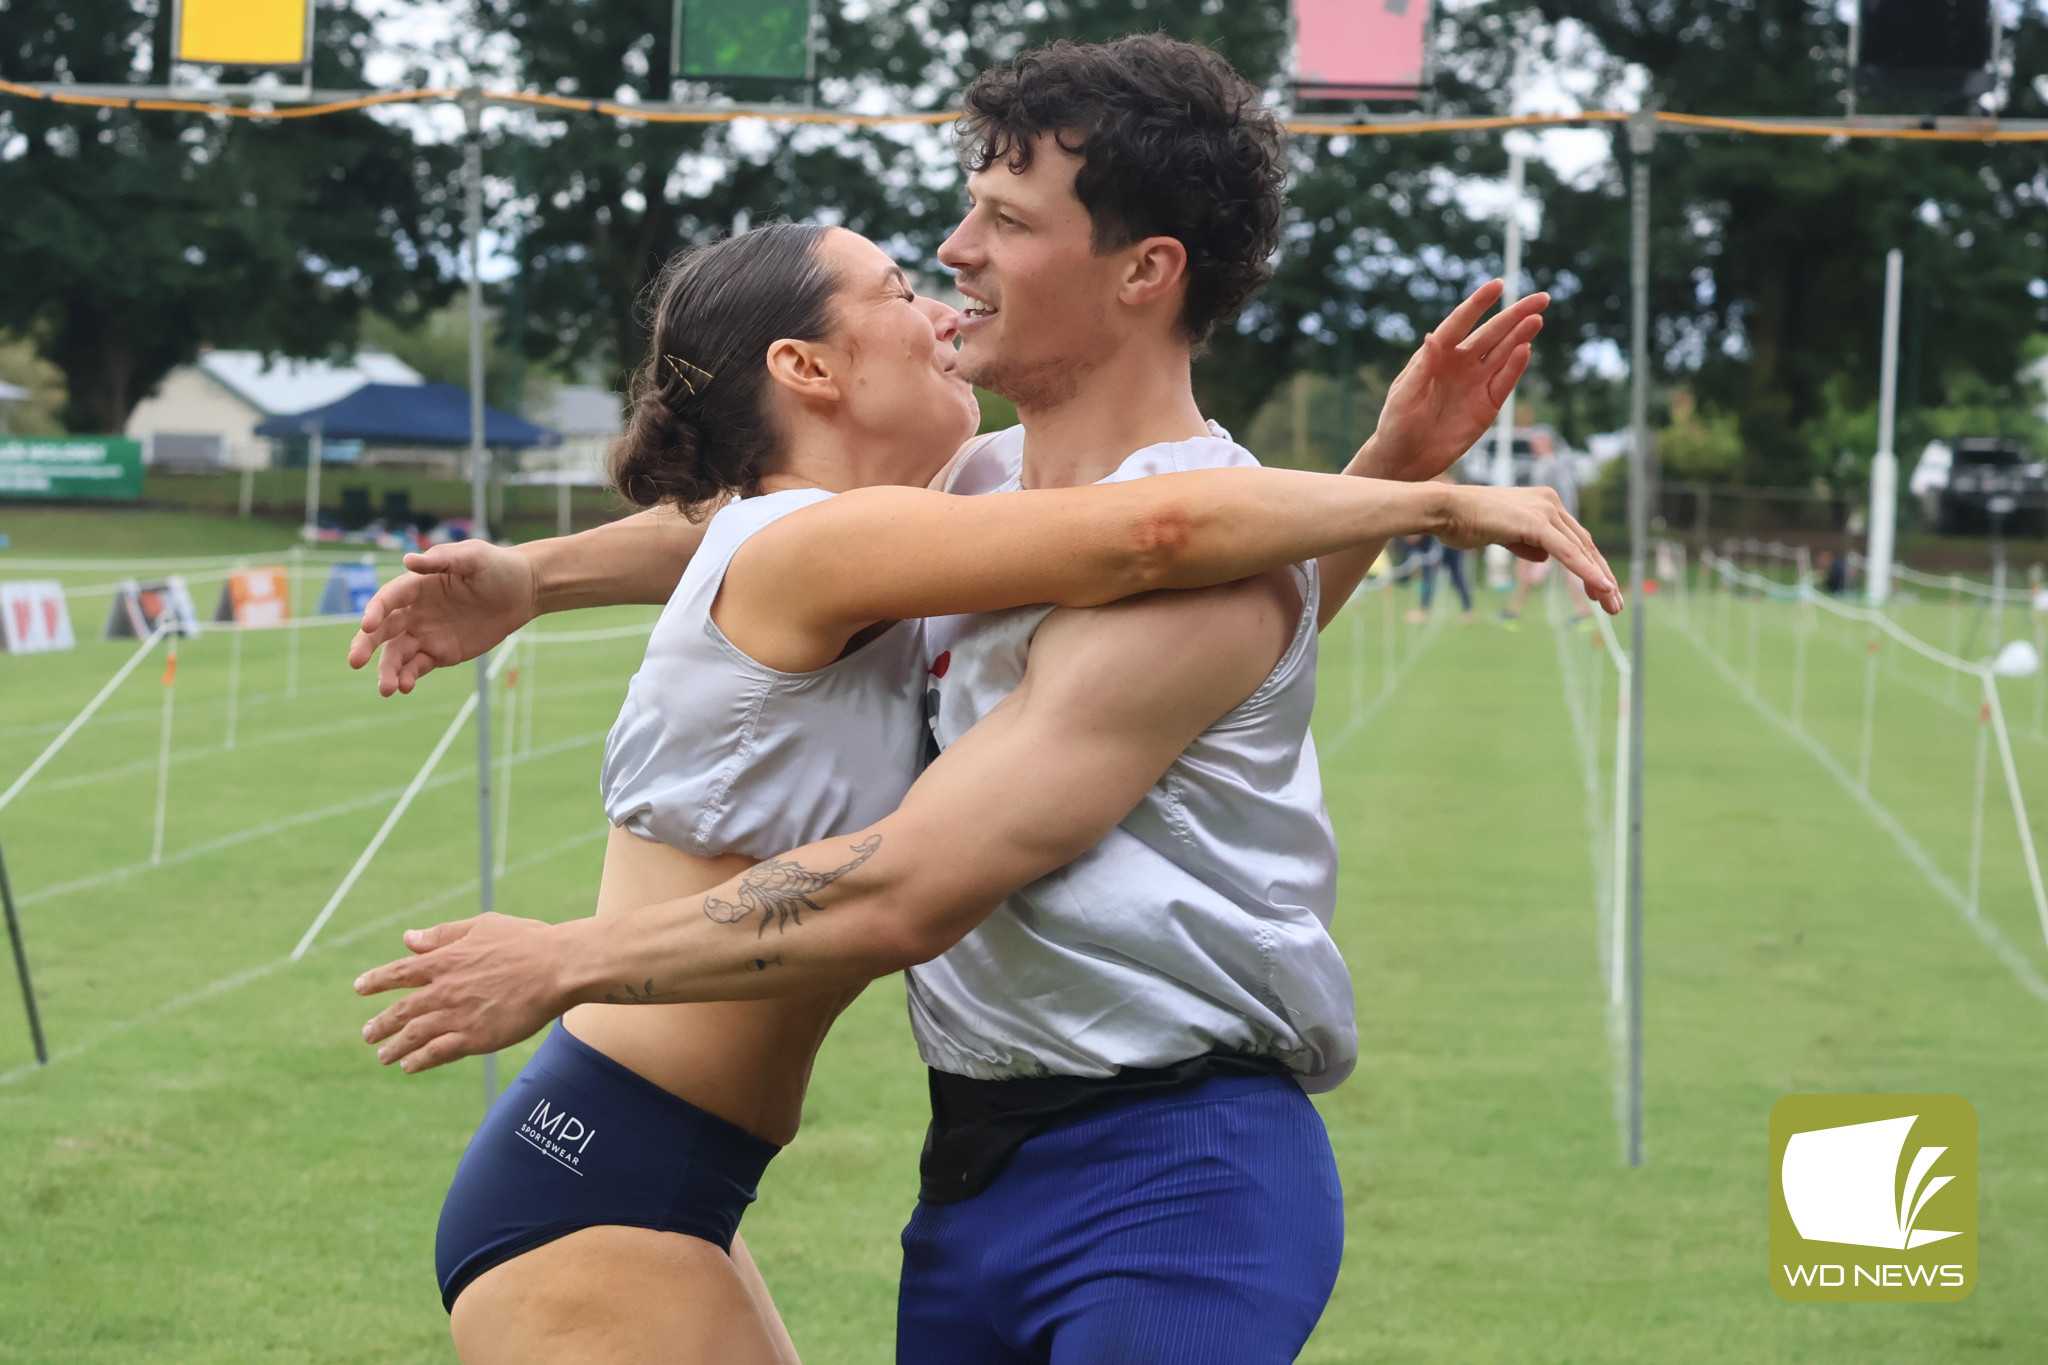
[{"left": 936, "top": 134, "right": 1131, "bottom": 409}]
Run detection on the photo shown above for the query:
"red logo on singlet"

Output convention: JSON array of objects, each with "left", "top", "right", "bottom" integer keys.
[{"left": 929, "top": 651, "right": 951, "bottom": 678}]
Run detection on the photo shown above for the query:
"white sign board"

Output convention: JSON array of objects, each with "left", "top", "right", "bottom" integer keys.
[{"left": 0, "top": 580, "right": 77, "bottom": 654}]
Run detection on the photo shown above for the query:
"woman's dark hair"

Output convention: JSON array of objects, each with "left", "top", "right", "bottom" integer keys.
[
  {"left": 957, "top": 34, "right": 1284, "bottom": 349},
  {"left": 609, "top": 222, "right": 839, "bottom": 512}
]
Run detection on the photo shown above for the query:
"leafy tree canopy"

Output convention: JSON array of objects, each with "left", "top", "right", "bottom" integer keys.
[
  {"left": 1519, "top": 0, "right": 2048, "bottom": 482},
  {"left": 0, "top": 0, "right": 457, "bottom": 431}
]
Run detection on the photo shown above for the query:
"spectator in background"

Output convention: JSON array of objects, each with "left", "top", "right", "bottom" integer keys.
[
  {"left": 1404, "top": 476, "right": 1475, "bottom": 625},
  {"left": 1500, "top": 431, "right": 1590, "bottom": 628},
  {"left": 1820, "top": 548, "right": 1852, "bottom": 595}
]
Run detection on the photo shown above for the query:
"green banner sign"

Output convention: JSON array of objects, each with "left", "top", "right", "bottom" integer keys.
[
  {"left": 682, "top": 0, "right": 812, "bottom": 81},
  {"left": 0, "top": 437, "right": 145, "bottom": 501}
]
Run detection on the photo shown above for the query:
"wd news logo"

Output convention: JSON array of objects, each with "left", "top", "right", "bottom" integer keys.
[
  {"left": 1769, "top": 1095, "right": 1976, "bottom": 1302},
  {"left": 516, "top": 1098, "right": 597, "bottom": 1176}
]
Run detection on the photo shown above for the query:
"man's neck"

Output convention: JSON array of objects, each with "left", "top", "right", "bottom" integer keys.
[{"left": 1015, "top": 341, "right": 1210, "bottom": 489}]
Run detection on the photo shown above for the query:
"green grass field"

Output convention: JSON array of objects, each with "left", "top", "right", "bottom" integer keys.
[{"left": 3, "top": 511, "right": 2047, "bottom": 1362}]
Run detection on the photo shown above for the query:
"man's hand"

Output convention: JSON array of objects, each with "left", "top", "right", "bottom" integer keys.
[
  {"left": 1354, "top": 279, "right": 1548, "bottom": 483},
  {"left": 355, "top": 913, "right": 579, "bottom": 1072},
  {"left": 1438, "top": 485, "right": 1623, "bottom": 614},
  {"left": 347, "top": 541, "right": 538, "bottom": 696}
]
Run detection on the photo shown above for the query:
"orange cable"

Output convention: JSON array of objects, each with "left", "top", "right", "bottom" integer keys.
[{"left": 5, "top": 80, "right": 2048, "bottom": 141}]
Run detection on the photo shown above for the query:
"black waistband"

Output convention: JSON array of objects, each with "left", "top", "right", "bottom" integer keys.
[{"left": 918, "top": 1050, "right": 1290, "bottom": 1205}]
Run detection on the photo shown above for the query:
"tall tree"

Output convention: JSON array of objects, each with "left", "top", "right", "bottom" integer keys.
[
  {"left": 1511, "top": 0, "right": 2048, "bottom": 481},
  {"left": 487, "top": 0, "right": 1297, "bottom": 392},
  {"left": 0, "top": 2, "right": 456, "bottom": 432}
]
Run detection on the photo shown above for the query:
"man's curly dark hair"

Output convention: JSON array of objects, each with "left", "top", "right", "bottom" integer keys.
[{"left": 957, "top": 33, "right": 1285, "bottom": 350}]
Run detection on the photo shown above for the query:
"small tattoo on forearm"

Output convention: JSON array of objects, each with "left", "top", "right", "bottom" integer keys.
[
  {"left": 746, "top": 955, "right": 783, "bottom": 972},
  {"left": 602, "top": 978, "right": 686, "bottom": 1005},
  {"left": 700, "top": 834, "right": 882, "bottom": 938}
]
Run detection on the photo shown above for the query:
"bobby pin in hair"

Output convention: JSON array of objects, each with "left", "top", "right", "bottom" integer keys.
[{"left": 664, "top": 354, "right": 715, "bottom": 396}]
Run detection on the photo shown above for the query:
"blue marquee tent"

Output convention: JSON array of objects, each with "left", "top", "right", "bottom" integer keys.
[{"left": 255, "top": 383, "right": 560, "bottom": 448}]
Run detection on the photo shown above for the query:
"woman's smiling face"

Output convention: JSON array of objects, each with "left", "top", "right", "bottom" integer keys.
[{"left": 804, "top": 227, "right": 980, "bottom": 484}]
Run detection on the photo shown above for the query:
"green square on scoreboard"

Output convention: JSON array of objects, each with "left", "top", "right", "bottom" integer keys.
[{"left": 682, "top": 0, "right": 812, "bottom": 82}]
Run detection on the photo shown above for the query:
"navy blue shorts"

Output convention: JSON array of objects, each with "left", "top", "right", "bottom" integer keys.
[
  {"left": 434, "top": 1023, "right": 781, "bottom": 1311},
  {"left": 897, "top": 1073, "right": 1344, "bottom": 1364}
]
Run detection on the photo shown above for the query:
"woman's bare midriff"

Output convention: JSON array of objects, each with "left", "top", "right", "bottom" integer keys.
[{"left": 561, "top": 825, "right": 860, "bottom": 1147}]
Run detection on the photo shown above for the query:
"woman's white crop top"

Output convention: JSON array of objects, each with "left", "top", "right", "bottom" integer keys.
[{"left": 600, "top": 488, "right": 927, "bottom": 860}]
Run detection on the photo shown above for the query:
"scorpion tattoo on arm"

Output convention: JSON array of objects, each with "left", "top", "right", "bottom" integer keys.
[{"left": 702, "top": 834, "right": 883, "bottom": 938}]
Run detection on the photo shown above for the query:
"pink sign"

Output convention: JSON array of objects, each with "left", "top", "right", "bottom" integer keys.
[{"left": 1295, "top": 0, "right": 1433, "bottom": 100}]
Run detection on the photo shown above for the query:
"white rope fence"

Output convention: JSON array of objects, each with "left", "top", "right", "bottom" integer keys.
[
  {"left": 1324, "top": 549, "right": 1447, "bottom": 752},
  {"left": 1546, "top": 574, "right": 1635, "bottom": 1159},
  {"left": 290, "top": 630, "right": 529, "bottom": 960},
  {"left": 1708, "top": 536, "right": 2043, "bottom": 606},
  {"left": 1696, "top": 547, "right": 2048, "bottom": 964},
  {"left": 0, "top": 624, "right": 172, "bottom": 816}
]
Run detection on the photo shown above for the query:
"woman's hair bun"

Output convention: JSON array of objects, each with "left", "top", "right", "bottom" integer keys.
[{"left": 607, "top": 222, "right": 839, "bottom": 515}]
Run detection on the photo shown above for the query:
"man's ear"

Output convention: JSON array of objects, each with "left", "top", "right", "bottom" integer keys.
[
  {"left": 1117, "top": 236, "right": 1190, "bottom": 312},
  {"left": 764, "top": 337, "right": 841, "bottom": 404}
]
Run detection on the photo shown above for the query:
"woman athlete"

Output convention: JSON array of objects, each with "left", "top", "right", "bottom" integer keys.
[{"left": 422, "top": 221, "right": 1611, "bottom": 1364}]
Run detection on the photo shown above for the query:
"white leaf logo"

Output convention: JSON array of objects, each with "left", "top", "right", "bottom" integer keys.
[{"left": 1781, "top": 1115, "right": 1960, "bottom": 1251}]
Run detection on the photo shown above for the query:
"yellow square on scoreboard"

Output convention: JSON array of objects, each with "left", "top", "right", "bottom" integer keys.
[{"left": 174, "top": 0, "right": 312, "bottom": 68}]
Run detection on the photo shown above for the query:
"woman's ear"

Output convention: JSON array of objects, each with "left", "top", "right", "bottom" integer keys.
[{"left": 764, "top": 337, "right": 841, "bottom": 405}]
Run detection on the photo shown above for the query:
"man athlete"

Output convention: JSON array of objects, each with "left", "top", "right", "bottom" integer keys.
[{"left": 353, "top": 35, "right": 1614, "bottom": 1361}]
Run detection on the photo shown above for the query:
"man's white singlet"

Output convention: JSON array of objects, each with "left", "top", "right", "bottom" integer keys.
[
  {"left": 908, "top": 426, "right": 1360, "bottom": 1093},
  {"left": 601, "top": 489, "right": 927, "bottom": 859}
]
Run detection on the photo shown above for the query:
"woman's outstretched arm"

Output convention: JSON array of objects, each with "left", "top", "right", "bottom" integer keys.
[{"left": 715, "top": 469, "right": 1619, "bottom": 672}]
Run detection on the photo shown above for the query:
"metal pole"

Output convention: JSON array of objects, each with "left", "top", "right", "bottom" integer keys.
[
  {"left": 285, "top": 544, "right": 302, "bottom": 698},
  {"left": 1867, "top": 249, "right": 1902, "bottom": 607},
  {"left": 1991, "top": 518, "right": 2009, "bottom": 652},
  {"left": 463, "top": 94, "right": 500, "bottom": 1105},
  {"left": 496, "top": 655, "right": 517, "bottom": 879},
  {"left": 1845, "top": 6, "right": 1861, "bottom": 119},
  {"left": 1792, "top": 546, "right": 1810, "bottom": 729},
  {"left": 225, "top": 619, "right": 243, "bottom": 751},
  {"left": 1968, "top": 692, "right": 1991, "bottom": 918},
  {"left": 1488, "top": 39, "right": 1531, "bottom": 492},
  {"left": 1623, "top": 111, "right": 1654, "bottom": 1170},
  {"left": 301, "top": 419, "right": 324, "bottom": 541},
  {"left": 150, "top": 635, "right": 178, "bottom": 866},
  {"left": 0, "top": 837, "right": 47, "bottom": 1066}
]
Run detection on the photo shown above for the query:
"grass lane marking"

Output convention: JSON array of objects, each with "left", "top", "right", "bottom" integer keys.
[
  {"left": 1549, "top": 610, "right": 1635, "bottom": 1159},
  {"left": 1681, "top": 624, "right": 2048, "bottom": 1007},
  {"left": 13, "top": 730, "right": 606, "bottom": 908},
  {"left": 0, "top": 826, "right": 608, "bottom": 1085},
  {"left": 1323, "top": 606, "right": 1444, "bottom": 754},
  {"left": 0, "top": 627, "right": 168, "bottom": 815},
  {"left": 22, "top": 675, "right": 629, "bottom": 798}
]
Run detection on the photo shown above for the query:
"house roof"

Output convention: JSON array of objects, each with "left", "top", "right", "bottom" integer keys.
[
  {"left": 254, "top": 383, "right": 559, "bottom": 449},
  {"left": 532, "top": 385, "right": 624, "bottom": 438},
  {"left": 198, "top": 350, "right": 424, "bottom": 416}
]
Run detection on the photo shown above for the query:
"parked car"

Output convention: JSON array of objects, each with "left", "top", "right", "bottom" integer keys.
[
  {"left": 1912, "top": 437, "right": 2048, "bottom": 536},
  {"left": 1455, "top": 425, "right": 1590, "bottom": 486}
]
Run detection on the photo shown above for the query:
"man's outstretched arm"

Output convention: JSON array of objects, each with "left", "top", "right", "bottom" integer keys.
[
  {"left": 348, "top": 504, "right": 712, "bottom": 696},
  {"left": 356, "top": 572, "right": 1299, "bottom": 1072}
]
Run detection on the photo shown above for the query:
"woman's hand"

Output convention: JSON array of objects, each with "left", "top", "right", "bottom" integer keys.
[
  {"left": 356, "top": 913, "right": 581, "bottom": 1072},
  {"left": 1436, "top": 485, "right": 1625, "bottom": 615}
]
